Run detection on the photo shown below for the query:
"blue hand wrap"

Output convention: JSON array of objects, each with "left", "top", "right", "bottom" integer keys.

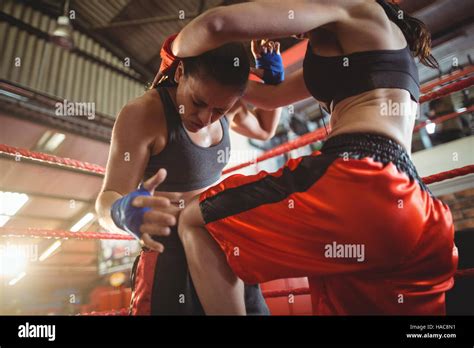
[
  {"left": 111, "top": 186, "right": 151, "bottom": 239},
  {"left": 256, "top": 52, "right": 285, "bottom": 85}
]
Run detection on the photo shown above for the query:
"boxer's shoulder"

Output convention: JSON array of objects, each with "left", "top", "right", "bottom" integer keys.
[
  {"left": 122, "top": 91, "right": 167, "bottom": 129},
  {"left": 113, "top": 92, "right": 168, "bottom": 151},
  {"left": 125, "top": 90, "right": 165, "bottom": 119}
]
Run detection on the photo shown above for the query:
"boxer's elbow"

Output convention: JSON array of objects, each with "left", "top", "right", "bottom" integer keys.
[
  {"left": 205, "top": 6, "right": 240, "bottom": 42},
  {"left": 252, "top": 130, "right": 274, "bottom": 142},
  {"left": 260, "top": 131, "right": 275, "bottom": 141},
  {"left": 206, "top": 7, "right": 226, "bottom": 34}
]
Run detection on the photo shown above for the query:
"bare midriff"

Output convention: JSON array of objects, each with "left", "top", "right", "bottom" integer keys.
[{"left": 328, "top": 88, "right": 418, "bottom": 155}]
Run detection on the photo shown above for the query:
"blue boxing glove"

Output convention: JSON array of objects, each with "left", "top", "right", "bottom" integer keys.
[
  {"left": 111, "top": 185, "right": 151, "bottom": 239},
  {"left": 256, "top": 51, "right": 285, "bottom": 85}
]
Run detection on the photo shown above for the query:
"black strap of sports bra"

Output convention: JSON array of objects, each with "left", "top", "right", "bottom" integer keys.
[
  {"left": 376, "top": 0, "right": 400, "bottom": 20},
  {"left": 376, "top": 0, "right": 412, "bottom": 40},
  {"left": 156, "top": 87, "right": 180, "bottom": 132}
]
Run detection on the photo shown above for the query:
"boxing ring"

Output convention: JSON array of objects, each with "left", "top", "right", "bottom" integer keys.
[{"left": 1, "top": 69, "right": 473, "bottom": 316}]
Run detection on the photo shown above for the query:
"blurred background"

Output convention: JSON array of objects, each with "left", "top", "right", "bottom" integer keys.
[{"left": 0, "top": 0, "right": 473, "bottom": 315}]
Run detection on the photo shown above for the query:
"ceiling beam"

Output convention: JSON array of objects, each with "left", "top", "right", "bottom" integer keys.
[
  {"left": 19, "top": 0, "right": 154, "bottom": 79},
  {"left": 92, "top": 12, "right": 200, "bottom": 30}
]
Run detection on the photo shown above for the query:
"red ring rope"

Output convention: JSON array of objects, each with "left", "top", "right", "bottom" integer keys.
[
  {"left": 420, "top": 65, "right": 474, "bottom": 93},
  {"left": 223, "top": 127, "right": 328, "bottom": 174},
  {"left": 422, "top": 165, "right": 474, "bottom": 185},
  {"left": 413, "top": 105, "right": 474, "bottom": 132},
  {"left": 0, "top": 165, "right": 473, "bottom": 240},
  {"left": 419, "top": 76, "right": 474, "bottom": 103},
  {"left": 0, "top": 227, "right": 134, "bottom": 240},
  {"left": 0, "top": 144, "right": 106, "bottom": 176}
]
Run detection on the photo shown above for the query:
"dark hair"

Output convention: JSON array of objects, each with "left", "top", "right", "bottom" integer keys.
[
  {"left": 382, "top": 0, "right": 439, "bottom": 69},
  {"left": 182, "top": 42, "right": 250, "bottom": 93}
]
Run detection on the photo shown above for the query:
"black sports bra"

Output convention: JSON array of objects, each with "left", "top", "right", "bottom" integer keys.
[{"left": 302, "top": 0, "right": 420, "bottom": 109}]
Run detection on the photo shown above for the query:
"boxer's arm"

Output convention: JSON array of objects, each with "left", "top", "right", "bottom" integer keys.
[
  {"left": 172, "top": 0, "right": 348, "bottom": 57},
  {"left": 96, "top": 191, "right": 126, "bottom": 234},
  {"left": 226, "top": 100, "right": 280, "bottom": 141},
  {"left": 96, "top": 102, "right": 155, "bottom": 233},
  {"left": 243, "top": 68, "right": 312, "bottom": 110}
]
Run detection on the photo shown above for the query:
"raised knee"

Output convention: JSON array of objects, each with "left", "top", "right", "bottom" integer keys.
[
  {"left": 179, "top": 196, "right": 204, "bottom": 237},
  {"left": 177, "top": 206, "right": 192, "bottom": 245}
]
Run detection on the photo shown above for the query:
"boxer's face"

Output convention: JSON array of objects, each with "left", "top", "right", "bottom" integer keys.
[{"left": 174, "top": 63, "right": 242, "bottom": 133}]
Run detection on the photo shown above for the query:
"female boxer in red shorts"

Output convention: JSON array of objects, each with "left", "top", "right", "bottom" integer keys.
[{"left": 175, "top": 0, "right": 459, "bottom": 315}]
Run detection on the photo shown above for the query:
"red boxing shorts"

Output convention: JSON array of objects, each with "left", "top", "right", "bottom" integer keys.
[{"left": 199, "top": 132, "right": 458, "bottom": 315}]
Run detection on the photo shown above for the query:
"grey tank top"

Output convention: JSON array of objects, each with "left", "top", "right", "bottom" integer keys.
[{"left": 143, "top": 87, "right": 231, "bottom": 192}]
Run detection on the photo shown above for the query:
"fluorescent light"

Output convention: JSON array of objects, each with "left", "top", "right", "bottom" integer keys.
[
  {"left": 456, "top": 107, "right": 466, "bottom": 113},
  {"left": 425, "top": 122, "right": 436, "bottom": 134},
  {"left": 70, "top": 212, "right": 94, "bottom": 232},
  {"left": 0, "top": 191, "right": 28, "bottom": 227},
  {"left": 35, "top": 131, "right": 66, "bottom": 153},
  {"left": 8, "top": 271, "right": 26, "bottom": 286},
  {"left": 0, "top": 192, "right": 29, "bottom": 216},
  {"left": 0, "top": 245, "right": 28, "bottom": 276},
  {"left": 39, "top": 240, "right": 62, "bottom": 262},
  {"left": 36, "top": 130, "right": 52, "bottom": 149},
  {"left": 44, "top": 133, "right": 66, "bottom": 152},
  {"left": 0, "top": 215, "right": 10, "bottom": 227}
]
